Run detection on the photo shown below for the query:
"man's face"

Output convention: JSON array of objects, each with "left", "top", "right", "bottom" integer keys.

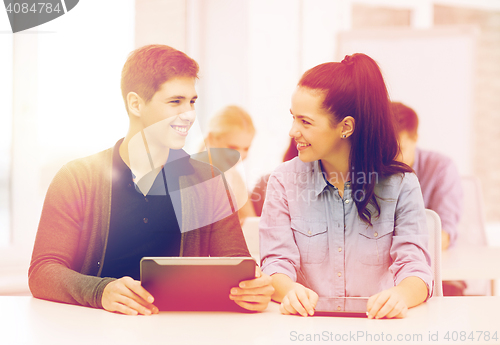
[
  {"left": 139, "top": 77, "right": 198, "bottom": 150},
  {"left": 397, "top": 130, "right": 418, "bottom": 167}
]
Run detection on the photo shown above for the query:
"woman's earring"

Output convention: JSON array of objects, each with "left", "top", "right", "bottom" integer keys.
[{"left": 341, "top": 134, "right": 346, "bottom": 139}]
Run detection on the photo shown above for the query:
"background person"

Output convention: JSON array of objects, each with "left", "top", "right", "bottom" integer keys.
[
  {"left": 203, "top": 105, "right": 257, "bottom": 223},
  {"left": 392, "top": 101, "right": 465, "bottom": 295}
]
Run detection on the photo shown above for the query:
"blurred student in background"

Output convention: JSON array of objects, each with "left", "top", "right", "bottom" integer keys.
[
  {"left": 392, "top": 101, "right": 464, "bottom": 295},
  {"left": 260, "top": 54, "right": 433, "bottom": 319},
  {"left": 251, "top": 137, "right": 298, "bottom": 216},
  {"left": 203, "top": 105, "right": 257, "bottom": 223}
]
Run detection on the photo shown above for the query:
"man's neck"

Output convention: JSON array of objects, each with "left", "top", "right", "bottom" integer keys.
[{"left": 120, "top": 127, "right": 170, "bottom": 195}]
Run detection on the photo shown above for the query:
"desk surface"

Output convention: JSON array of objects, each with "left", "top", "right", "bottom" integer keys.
[
  {"left": 2, "top": 296, "right": 499, "bottom": 345},
  {"left": 441, "top": 245, "right": 500, "bottom": 280}
]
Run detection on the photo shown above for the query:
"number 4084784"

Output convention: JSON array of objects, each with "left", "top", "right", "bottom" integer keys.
[
  {"left": 6, "top": 3, "right": 62, "bottom": 14},
  {"left": 444, "top": 331, "right": 498, "bottom": 342}
]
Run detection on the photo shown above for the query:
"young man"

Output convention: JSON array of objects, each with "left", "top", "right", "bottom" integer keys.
[
  {"left": 392, "top": 101, "right": 465, "bottom": 296},
  {"left": 28, "top": 45, "right": 273, "bottom": 315}
]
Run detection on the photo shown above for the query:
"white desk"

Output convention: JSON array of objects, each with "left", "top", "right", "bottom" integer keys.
[
  {"left": 2, "top": 296, "right": 499, "bottom": 345},
  {"left": 441, "top": 246, "right": 500, "bottom": 281},
  {"left": 441, "top": 245, "right": 500, "bottom": 295}
]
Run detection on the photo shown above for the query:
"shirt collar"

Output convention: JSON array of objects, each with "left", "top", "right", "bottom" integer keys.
[{"left": 112, "top": 138, "right": 194, "bottom": 185}]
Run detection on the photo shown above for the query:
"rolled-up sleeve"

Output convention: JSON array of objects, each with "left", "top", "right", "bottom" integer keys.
[
  {"left": 390, "top": 173, "right": 434, "bottom": 298},
  {"left": 259, "top": 170, "right": 300, "bottom": 282}
]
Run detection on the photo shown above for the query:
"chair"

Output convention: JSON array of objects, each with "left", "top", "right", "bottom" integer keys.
[
  {"left": 456, "top": 176, "right": 491, "bottom": 295},
  {"left": 425, "top": 209, "right": 443, "bottom": 297},
  {"left": 241, "top": 217, "right": 260, "bottom": 262}
]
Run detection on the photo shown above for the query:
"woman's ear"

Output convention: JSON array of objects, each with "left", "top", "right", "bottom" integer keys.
[
  {"left": 340, "top": 116, "right": 355, "bottom": 138},
  {"left": 127, "top": 92, "right": 142, "bottom": 118}
]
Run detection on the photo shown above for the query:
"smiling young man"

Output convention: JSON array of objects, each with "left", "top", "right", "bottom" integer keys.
[{"left": 28, "top": 45, "right": 273, "bottom": 315}]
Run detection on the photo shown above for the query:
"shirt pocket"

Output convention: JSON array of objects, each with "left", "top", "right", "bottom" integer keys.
[
  {"left": 291, "top": 219, "right": 328, "bottom": 264},
  {"left": 357, "top": 220, "right": 394, "bottom": 266}
]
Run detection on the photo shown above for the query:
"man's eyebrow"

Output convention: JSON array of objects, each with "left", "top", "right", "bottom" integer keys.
[
  {"left": 166, "top": 95, "right": 198, "bottom": 100},
  {"left": 166, "top": 95, "right": 186, "bottom": 100}
]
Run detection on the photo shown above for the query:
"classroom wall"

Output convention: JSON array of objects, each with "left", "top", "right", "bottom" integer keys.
[
  {"left": 137, "top": 0, "right": 499, "bottom": 224},
  {"left": 434, "top": 4, "right": 500, "bottom": 224}
]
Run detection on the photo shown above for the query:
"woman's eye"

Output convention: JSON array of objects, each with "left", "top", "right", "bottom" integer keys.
[
  {"left": 302, "top": 120, "right": 310, "bottom": 125},
  {"left": 190, "top": 100, "right": 196, "bottom": 104},
  {"left": 169, "top": 100, "right": 180, "bottom": 104}
]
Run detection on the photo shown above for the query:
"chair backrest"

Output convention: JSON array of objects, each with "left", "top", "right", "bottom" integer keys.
[
  {"left": 425, "top": 209, "right": 443, "bottom": 297},
  {"left": 457, "top": 176, "right": 488, "bottom": 247},
  {"left": 241, "top": 217, "right": 260, "bottom": 262}
]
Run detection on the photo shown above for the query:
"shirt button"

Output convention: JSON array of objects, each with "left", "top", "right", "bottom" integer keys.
[
  {"left": 308, "top": 231, "right": 312, "bottom": 235},
  {"left": 143, "top": 218, "right": 149, "bottom": 224},
  {"left": 345, "top": 199, "right": 350, "bottom": 204},
  {"left": 337, "top": 272, "right": 342, "bottom": 277},
  {"left": 374, "top": 232, "right": 378, "bottom": 237},
  {"left": 145, "top": 198, "right": 149, "bottom": 202},
  {"left": 338, "top": 247, "right": 342, "bottom": 252},
  {"left": 337, "top": 306, "right": 341, "bottom": 311}
]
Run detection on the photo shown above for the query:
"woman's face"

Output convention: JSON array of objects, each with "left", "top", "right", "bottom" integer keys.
[
  {"left": 209, "top": 129, "right": 254, "bottom": 161},
  {"left": 289, "top": 87, "right": 343, "bottom": 164}
]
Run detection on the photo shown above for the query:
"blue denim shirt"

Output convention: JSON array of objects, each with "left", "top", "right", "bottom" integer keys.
[{"left": 260, "top": 158, "right": 433, "bottom": 298}]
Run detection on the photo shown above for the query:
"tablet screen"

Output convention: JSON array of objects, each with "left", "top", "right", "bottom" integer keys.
[
  {"left": 140, "top": 257, "right": 256, "bottom": 312},
  {"left": 314, "top": 297, "right": 369, "bottom": 317}
]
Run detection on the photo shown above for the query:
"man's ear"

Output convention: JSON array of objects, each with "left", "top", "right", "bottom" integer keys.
[
  {"left": 127, "top": 92, "right": 142, "bottom": 118},
  {"left": 340, "top": 116, "right": 355, "bottom": 138}
]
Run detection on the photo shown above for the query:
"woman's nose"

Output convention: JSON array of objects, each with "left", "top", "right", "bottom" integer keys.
[{"left": 289, "top": 124, "right": 300, "bottom": 139}]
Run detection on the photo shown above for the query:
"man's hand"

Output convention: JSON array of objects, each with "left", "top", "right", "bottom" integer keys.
[
  {"left": 102, "top": 277, "right": 158, "bottom": 316},
  {"left": 229, "top": 266, "right": 274, "bottom": 311},
  {"left": 367, "top": 286, "right": 408, "bottom": 319},
  {"left": 279, "top": 282, "right": 318, "bottom": 317}
]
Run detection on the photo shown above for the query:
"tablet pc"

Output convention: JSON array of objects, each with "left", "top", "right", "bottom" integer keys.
[
  {"left": 140, "top": 257, "right": 256, "bottom": 312},
  {"left": 313, "top": 297, "right": 369, "bottom": 318}
]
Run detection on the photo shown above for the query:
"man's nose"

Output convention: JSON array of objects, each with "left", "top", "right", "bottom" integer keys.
[{"left": 179, "top": 110, "right": 196, "bottom": 123}]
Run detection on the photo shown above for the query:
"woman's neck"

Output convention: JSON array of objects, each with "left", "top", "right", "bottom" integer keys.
[{"left": 320, "top": 151, "right": 351, "bottom": 196}]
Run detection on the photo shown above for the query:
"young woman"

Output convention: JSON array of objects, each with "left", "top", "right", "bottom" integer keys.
[
  {"left": 204, "top": 105, "right": 257, "bottom": 223},
  {"left": 259, "top": 54, "right": 433, "bottom": 319}
]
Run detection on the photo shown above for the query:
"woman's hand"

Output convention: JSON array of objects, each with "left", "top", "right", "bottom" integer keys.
[
  {"left": 279, "top": 282, "right": 318, "bottom": 317},
  {"left": 229, "top": 266, "right": 274, "bottom": 312},
  {"left": 101, "top": 277, "right": 158, "bottom": 316},
  {"left": 367, "top": 286, "right": 408, "bottom": 319},
  {"left": 367, "top": 277, "right": 428, "bottom": 319}
]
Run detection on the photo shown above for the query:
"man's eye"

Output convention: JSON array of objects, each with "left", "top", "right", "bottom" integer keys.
[
  {"left": 190, "top": 100, "right": 196, "bottom": 104},
  {"left": 169, "top": 100, "right": 180, "bottom": 104},
  {"left": 302, "top": 120, "right": 310, "bottom": 125}
]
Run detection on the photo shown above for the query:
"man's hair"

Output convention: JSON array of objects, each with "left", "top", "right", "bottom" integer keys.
[
  {"left": 391, "top": 102, "right": 419, "bottom": 139},
  {"left": 121, "top": 44, "right": 199, "bottom": 112}
]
